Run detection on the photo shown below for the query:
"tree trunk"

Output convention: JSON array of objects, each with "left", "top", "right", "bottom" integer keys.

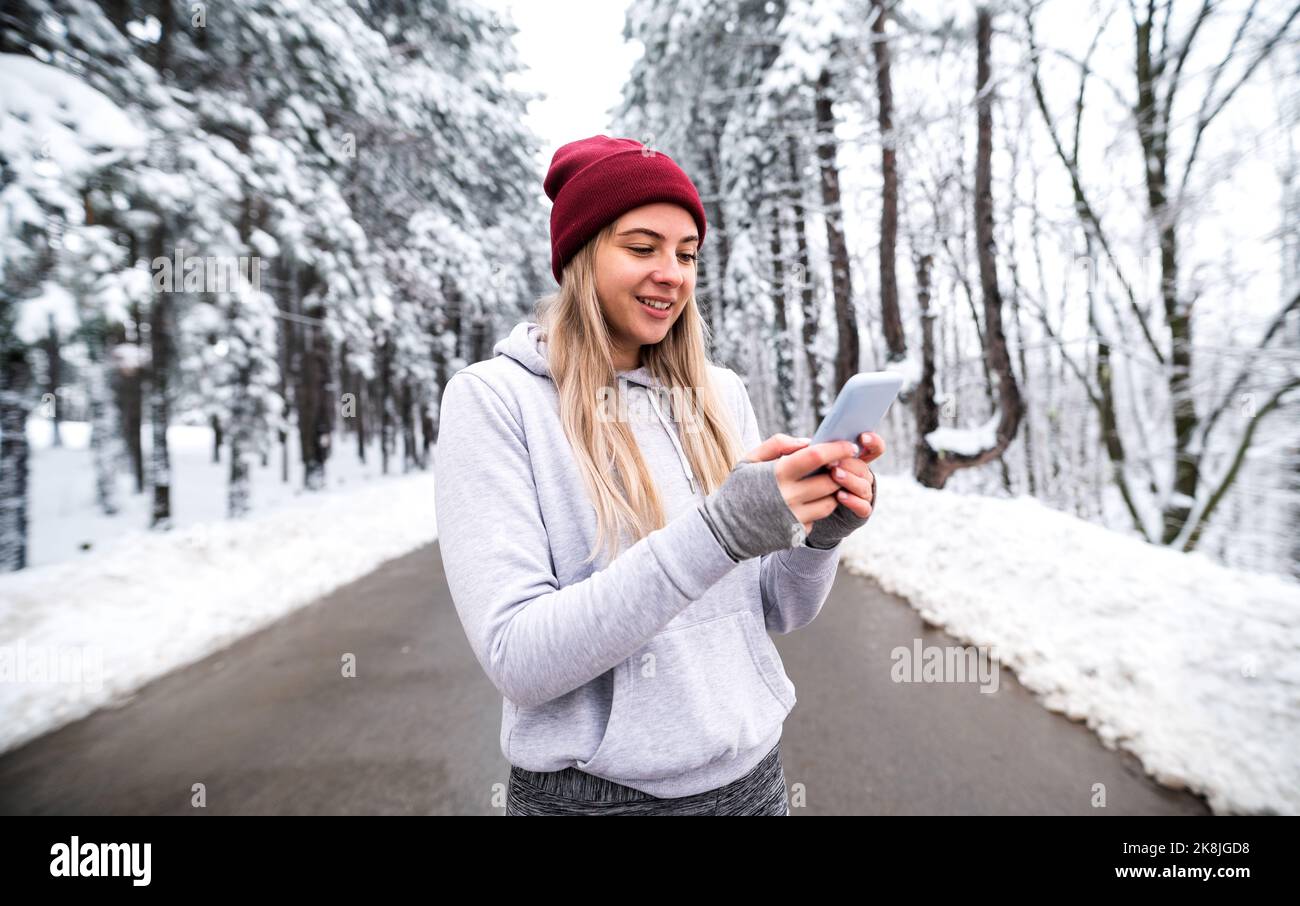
[
  {"left": 767, "top": 194, "right": 796, "bottom": 432},
  {"left": 420, "top": 398, "right": 433, "bottom": 469},
  {"left": 401, "top": 379, "right": 416, "bottom": 472},
  {"left": 296, "top": 272, "right": 331, "bottom": 491},
  {"left": 785, "top": 134, "right": 823, "bottom": 430},
  {"left": 379, "top": 332, "right": 393, "bottom": 475},
  {"left": 41, "top": 315, "right": 63, "bottom": 447},
  {"left": 278, "top": 254, "right": 299, "bottom": 486},
  {"left": 87, "top": 343, "right": 120, "bottom": 516},
  {"left": 147, "top": 223, "right": 172, "bottom": 529},
  {"left": 228, "top": 351, "right": 253, "bottom": 518},
  {"left": 0, "top": 348, "right": 32, "bottom": 571},
  {"left": 121, "top": 302, "right": 145, "bottom": 492},
  {"left": 815, "top": 63, "right": 859, "bottom": 395},
  {"left": 871, "top": 0, "right": 906, "bottom": 364},
  {"left": 970, "top": 5, "right": 1023, "bottom": 473},
  {"left": 210, "top": 413, "right": 222, "bottom": 462},
  {"left": 699, "top": 142, "right": 731, "bottom": 338},
  {"left": 356, "top": 370, "right": 367, "bottom": 465},
  {"left": 916, "top": 6, "right": 1023, "bottom": 488},
  {"left": 912, "top": 254, "right": 943, "bottom": 486}
]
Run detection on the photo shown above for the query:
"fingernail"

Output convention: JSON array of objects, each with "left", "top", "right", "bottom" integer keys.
[{"left": 850, "top": 443, "right": 861, "bottom": 457}]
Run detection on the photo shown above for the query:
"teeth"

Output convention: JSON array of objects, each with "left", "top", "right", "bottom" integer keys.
[{"left": 638, "top": 297, "right": 671, "bottom": 310}]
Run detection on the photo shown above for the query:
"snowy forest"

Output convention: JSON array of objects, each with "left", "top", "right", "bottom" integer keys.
[{"left": 2, "top": 0, "right": 1298, "bottom": 582}]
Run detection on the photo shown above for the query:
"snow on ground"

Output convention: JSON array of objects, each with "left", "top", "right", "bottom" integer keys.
[
  {"left": 24, "top": 416, "right": 406, "bottom": 567},
  {"left": 3, "top": 419, "right": 1297, "bottom": 816},
  {"left": 839, "top": 474, "right": 1300, "bottom": 816},
  {"left": 0, "top": 419, "right": 437, "bottom": 756}
]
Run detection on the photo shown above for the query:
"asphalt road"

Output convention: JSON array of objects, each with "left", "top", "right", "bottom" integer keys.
[{"left": 0, "top": 542, "right": 1211, "bottom": 815}]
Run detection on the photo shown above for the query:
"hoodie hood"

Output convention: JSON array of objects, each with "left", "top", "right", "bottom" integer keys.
[
  {"left": 493, "top": 321, "right": 663, "bottom": 390},
  {"left": 493, "top": 320, "right": 694, "bottom": 494}
]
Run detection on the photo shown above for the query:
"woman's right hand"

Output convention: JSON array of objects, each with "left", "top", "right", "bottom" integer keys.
[
  {"left": 746, "top": 434, "right": 861, "bottom": 536},
  {"left": 698, "top": 434, "right": 862, "bottom": 561}
]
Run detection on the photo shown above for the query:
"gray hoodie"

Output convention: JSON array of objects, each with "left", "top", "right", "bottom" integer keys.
[{"left": 434, "top": 321, "right": 842, "bottom": 798}]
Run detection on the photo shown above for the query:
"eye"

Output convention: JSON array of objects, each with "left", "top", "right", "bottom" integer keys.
[{"left": 629, "top": 245, "right": 698, "bottom": 264}]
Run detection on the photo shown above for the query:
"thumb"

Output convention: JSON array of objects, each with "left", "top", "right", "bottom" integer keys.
[{"left": 744, "top": 433, "right": 813, "bottom": 463}]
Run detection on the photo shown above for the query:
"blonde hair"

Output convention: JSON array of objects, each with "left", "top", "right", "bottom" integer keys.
[{"left": 536, "top": 221, "right": 745, "bottom": 567}]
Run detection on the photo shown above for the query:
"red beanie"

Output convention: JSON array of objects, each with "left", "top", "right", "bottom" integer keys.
[{"left": 543, "top": 135, "right": 707, "bottom": 285}]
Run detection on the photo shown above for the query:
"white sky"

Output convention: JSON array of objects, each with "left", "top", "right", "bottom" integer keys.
[{"left": 478, "top": 0, "right": 642, "bottom": 192}]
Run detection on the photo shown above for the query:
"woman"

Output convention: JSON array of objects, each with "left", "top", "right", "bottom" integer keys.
[{"left": 435, "top": 135, "right": 884, "bottom": 815}]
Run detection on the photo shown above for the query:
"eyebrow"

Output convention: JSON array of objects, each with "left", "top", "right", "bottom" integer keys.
[{"left": 616, "top": 228, "right": 699, "bottom": 245}]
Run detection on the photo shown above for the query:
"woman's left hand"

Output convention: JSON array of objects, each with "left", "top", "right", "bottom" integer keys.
[
  {"left": 827, "top": 431, "right": 882, "bottom": 517},
  {"left": 804, "top": 431, "right": 884, "bottom": 548}
]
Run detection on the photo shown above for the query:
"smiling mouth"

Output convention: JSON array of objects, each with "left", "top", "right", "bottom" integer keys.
[{"left": 636, "top": 296, "right": 674, "bottom": 311}]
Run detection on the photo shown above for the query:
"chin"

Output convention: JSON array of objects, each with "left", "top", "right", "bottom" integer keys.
[{"left": 641, "top": 322, "right": 673, "bottom": 342}]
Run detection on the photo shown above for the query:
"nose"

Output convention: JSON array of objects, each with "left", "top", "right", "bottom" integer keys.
[{"left": 651, "top": 251, "right": 685, "bottom": 288}]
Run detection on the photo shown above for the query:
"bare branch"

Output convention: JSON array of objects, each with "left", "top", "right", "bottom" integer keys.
[
  {"left": 1011, "top": 267, "right": 1104, "bottom": 410},
  {"left": 1181, "top": 375, "right": 1300, "bottom": 551},
  {"left": 1154, "top": 0, "right": 1176, "bottom": 77},
  {"left": 1072, "top": 10, "right": 1112, "bottom": 165},
  {"left": 1175, "top": 2, "right": 1300, "bottom": 207},
  {"left": 1024, "top": 9, "right": 1168, "bottom": 364},
  {"left": 1197, "top": 288, "right": 1300, "bottom": 449},
  {"left": 1158, "top": 0, "right": 1212, "bottom": 153}
]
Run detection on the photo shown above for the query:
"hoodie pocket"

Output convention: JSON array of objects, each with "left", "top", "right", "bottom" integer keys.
[{"left": 575, "top": 611, "right": 796, "bottom": 783}]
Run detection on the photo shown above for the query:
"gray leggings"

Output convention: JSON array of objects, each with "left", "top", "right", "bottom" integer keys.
[{"left": 505, "top": 741, "right": 789, "bottom": 816}]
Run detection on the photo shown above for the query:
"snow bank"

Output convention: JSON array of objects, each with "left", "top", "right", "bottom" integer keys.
[
  {"left": 0, "top": 467, "right": 437, "bottom": 756},
  {"left": 840, "top": 474, "right": 1300, "bottom": 815}
]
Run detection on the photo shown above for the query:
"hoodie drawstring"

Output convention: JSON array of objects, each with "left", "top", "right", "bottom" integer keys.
[{"left": 644, "top": 386, "right": 699, "bottom": 496}]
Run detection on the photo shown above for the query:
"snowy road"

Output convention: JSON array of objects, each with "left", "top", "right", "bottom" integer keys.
[{"left": 0, "top": 542, "right": 1211, "bottom": 815}]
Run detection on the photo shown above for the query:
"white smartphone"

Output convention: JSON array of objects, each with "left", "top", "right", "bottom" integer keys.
[{"left": 804, "top": 371, "right": 904, "bottom": 476}]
